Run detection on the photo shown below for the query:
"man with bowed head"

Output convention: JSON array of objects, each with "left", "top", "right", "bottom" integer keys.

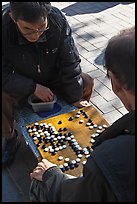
[
  {"left": 29, "top": 27, "right": 135, "bottom": 202},
  {"left": 2, "top": 2, "right": 94, "bottom": 168}
]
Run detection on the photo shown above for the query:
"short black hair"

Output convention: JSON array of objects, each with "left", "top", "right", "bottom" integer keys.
[
  {"left": 104, "top": 27, "right": 135, "bottom": 95},
  {"left": 10, "top": 2, "right": 52, "bottom": 23}
]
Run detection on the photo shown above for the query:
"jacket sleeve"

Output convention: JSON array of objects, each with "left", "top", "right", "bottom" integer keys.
[
  {"left": 29, "top": 157, "right": 117, "bottom": 202},
  {"left": 57, "top": 14, "right": 83, "bottom": 104},
  {"left": 2, "top": 53, "right": 36, "bottom": 96}
]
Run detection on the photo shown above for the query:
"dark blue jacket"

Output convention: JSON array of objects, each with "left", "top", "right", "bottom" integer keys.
[{"left": 2, "top": 5, "right": 82, "bottom": 103}]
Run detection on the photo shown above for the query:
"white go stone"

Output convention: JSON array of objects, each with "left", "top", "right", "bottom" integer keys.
[
  {"left": 37, "top": 134, "right": 41, "bottom": 138},
  {"left": 96, "top": 130, "right": 102, "bottom": 133},
  {"left": 86, "top": 122, "right": 91, "bottom": 126},
  {"left": 90, "top": 138, "right": 95, "bottom": 143},
  {"left": 65, "top": 158, "right": 70, "bottom": 162},
  {"left": 103, "top": 124, "right": 108, "bottom": 128},
  {"left": 34, "top": 122, "right": 39, "bottom": 126},
  {"left": 58, "top": 156, "right": 63, "bottom": 161},
  {"left": 59, "top": 165, "right": 64, "bottom": 168},
  {"left": 62, "top": 145, "right": 67, "bottom": 149},
  {"left": 76, "top": 158, "right": 81, "bottom": 162},
  {"left": 64, "top": 163, "right": 68, "bottom": 167},
  {"left": 82, "top": 160, "right": 87, "bottom": 165},
  {"left": 86, "top": 155, "right": 90, "bottom": 158},
  {"left": 89, "top": 126, "right": 94, "bottom": 129}
]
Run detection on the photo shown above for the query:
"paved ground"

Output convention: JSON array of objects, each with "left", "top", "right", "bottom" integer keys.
[{"left": 2, "top": 2, "right": 135, "bottom": 202}]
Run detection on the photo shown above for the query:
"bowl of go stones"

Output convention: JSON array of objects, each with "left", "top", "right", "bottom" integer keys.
[{"left": 28, "top": 94, "right": 57, "bottom": 112}]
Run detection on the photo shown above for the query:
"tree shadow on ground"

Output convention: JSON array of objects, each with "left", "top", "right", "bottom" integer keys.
[{"left": 61, "top": 2, "right": 134, "bottom": 16}]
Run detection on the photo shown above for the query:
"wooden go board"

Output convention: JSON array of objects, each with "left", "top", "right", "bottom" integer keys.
[{"left": 26, "top": 105, "right": 109, "bottom": 177}]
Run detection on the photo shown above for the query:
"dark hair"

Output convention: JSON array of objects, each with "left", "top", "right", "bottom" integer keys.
[
  {"left": 104, "top": 27, "right": 135, "bottom": 94},
  {"left": 10, "top": 2, "right": 52, "bottom": 23}
]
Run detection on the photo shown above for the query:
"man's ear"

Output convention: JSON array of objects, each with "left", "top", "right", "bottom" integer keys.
[
  {"left": 9, "top": 12, "right": 16, "bottom": 23},
  {"left": 108, "top": 70, "right": 122, "bottom": 94}
]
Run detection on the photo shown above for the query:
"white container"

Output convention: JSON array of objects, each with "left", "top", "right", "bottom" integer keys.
[{"left": 28, "top": 94, "right": 57, "bottom": 112}]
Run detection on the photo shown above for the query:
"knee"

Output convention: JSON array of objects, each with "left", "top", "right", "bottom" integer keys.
[{"left": 81, "top": 72, "right": 94, "bottom": 89}]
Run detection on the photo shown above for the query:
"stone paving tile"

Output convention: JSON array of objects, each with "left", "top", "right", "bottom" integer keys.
[
  {"left": 92, "top": 89, "right": 99, "bottom": 97},
  {"left": 109, "top": 98, "right": 124, "bottom": 109},
  {"left": 118, "top": 106, "right": 129, "bottom": 115},
  {"left": 88, "top": 69, "right": 105, "bottom": 79},
  {"left": 103, "top": 109, "right": 123, "bottom": 125},
  {"left": 90, "top": 95, "right": 115, "bottom": 114},
  {"left": 92, "top": 79, "right": 116, "bottom": 102},
  {"left": 97, "top": 75, "right": 112, "bottom": 90}
]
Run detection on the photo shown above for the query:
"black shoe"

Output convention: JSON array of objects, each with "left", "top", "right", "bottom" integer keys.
[{"left": 2, "top": 133, "right": 21, "bottom": 168}]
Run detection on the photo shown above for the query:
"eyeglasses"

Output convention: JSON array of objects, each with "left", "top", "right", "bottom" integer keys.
[
  {"left": 16, "top": 20, "right": 49, "bottom": 37},
  {"left": 22, "top": 26, "right": 49, "bottom": 37}
]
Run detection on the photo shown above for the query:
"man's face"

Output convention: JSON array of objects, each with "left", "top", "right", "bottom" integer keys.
[{"left": 11, "top": 14, "right": 48, "bottom": 42}]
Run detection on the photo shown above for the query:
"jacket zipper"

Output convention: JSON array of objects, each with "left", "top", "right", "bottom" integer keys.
[
  {"left": 37, "top": 64, "right": 41, "bottom": 73},
  {"left": 36, "top": 43, "right": 41, "bottom": 74}
]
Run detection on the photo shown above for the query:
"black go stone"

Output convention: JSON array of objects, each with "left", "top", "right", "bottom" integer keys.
[
  {"left": 68, "top": 117, "right": 73, "bottom": 121},
  {"left": 76, "top": 150, "right": 81, "bottom": 155},
  {"left": 88, "top": 119, "right": 92, "bottom": 123},
  {"left": 68, "top": 161, "right": 72, "bottom": 166},
  {"left": 65, "top": 166, "right": 69, "bottom": 171},
  {"left": 70, "top": 164, "right": 75, "bottom": 169},
  {"left": 44, "top": 138, "right": 49, "bottom": 144},
  {"left": 58, "top": 121, "right": 62, "bottom": 124},
  {"left": 41, "top": 144, "right": 46, "bottom": 149},
  {"left": 80, "top": 149, "right": 85, "bottom": 154},
  {"left": 75, "top": 163, "right": 79, "bottom": 168},
  {"left": 56, "top": 142, "right": 61, "bottom": 147},
  {"left": 36, "top": 143, "right": 41, "bottom": 147},
  {"left": 58, "top": 128, "right": 63, "bottom": 132},
  {"left": 38, "top": 139, "right": 43, "bottom": 144},
  {"left": 61, "top": 167, "right": 65, "bottom": 172},
  {"left": 51, "top": 151, "right": 56, "bottom": 155},
  {"left": 63, "top": 127, "right": 67, "bottom": 131},
  {"left": 68, "top": 132, "right": 73, "bottom": 136}
]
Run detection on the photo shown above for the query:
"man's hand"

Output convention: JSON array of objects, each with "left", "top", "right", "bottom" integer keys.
[
  {"left": 34, "top": 84, "right": 54, "bottom": 102},
  {"left": 30, "top": 159, "right": 57, "bottom": 181},
  {"left": 73, "top": 99, "right": 91, "bottom": 108}
]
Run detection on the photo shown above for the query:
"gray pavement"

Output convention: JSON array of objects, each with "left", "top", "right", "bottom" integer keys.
[{"left": 2, "top": 2, "right": 135, "bottom": 202}]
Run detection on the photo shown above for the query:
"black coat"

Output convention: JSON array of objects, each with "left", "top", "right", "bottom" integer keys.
[
  {"left": 2, "top": 5, "right": 83, "bottom": 103},
  {"left": 29, "top": 110, "right": 135, "bottom": 202}
]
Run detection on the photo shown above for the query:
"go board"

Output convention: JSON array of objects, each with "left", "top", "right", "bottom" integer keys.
[{"left": 26, "top": 105, "right": 109, "bottom": 177}]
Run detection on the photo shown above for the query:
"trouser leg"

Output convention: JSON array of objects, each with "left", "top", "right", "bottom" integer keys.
[
  {"left": 2, "top": 92, "right": 23, "bottom": 139},
  {"left": 81, "top": 72, "right": 94, "bottom": 101}
]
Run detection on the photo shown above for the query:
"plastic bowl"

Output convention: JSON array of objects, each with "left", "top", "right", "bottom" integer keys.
[{"left": 28, "top": 94, "right": 57, "bottom": 112}]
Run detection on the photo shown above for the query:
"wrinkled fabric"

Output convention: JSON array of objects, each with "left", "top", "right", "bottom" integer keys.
[
  {"left": 2, "top": 6, "right": 82, "bottom": 103},
  {"left": 29, "top": 111, "right": 135, "bottom": 202}
]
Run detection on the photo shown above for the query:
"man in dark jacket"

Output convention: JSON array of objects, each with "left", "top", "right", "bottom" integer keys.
[
  {"left": 2, "top": 2, "right": 94, "bottom": 167},
  {"left": 29, "top": 27, "right": 135, "bottom": 202}
]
